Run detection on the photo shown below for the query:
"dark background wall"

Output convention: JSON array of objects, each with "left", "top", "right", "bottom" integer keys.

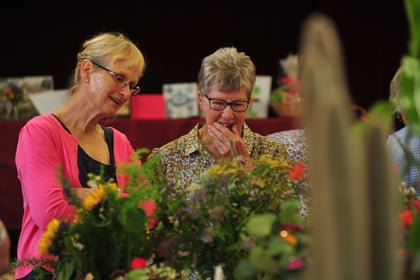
[{"left": 0, "top": 0, "right": 408, "bottom": 111}]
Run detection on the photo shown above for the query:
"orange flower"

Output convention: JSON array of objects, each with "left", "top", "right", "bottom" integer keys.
[
  {"left": 251, "top": 176, "right": 265, "bottom": 187},
  {"left": 401, "top": 209, "right": 414, "bottom": 227},
  {"left": 280, "top": 230, "right": 298, "bottom": 246},
  {"left": 289, "top": 160, "right": 306, "bottom": 181}
]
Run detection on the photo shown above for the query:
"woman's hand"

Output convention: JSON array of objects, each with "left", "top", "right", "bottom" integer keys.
[
  {"left": 74, "top": 188, "right": 95, "bottom": 201},
  {"left": 203, "top": 123, "right": 250, "bottom": 161}
]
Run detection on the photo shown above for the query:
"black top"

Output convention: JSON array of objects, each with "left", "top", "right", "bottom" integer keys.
[{"left": 52, "top": 114, "right": 116, "bottom": 188}]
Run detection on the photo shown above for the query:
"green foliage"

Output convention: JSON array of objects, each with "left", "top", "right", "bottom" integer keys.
[
  {"left": 351, "top": 101, "right": 394, "bottom": 137},
  {"left": 235, "top": 200, "right": 309, "bottom": 280},
  {"left": 404, "top": 0, "right": 420, "bottom": 58},
  {"left": 399, "top": 0, "right": 420, "bottom": 134},
  {"left": 400, "top": 56, "right": 420, "bottom": 134},
  {"left": 159, "top": 155, "right": 308, "bottom": 279},
  {"left": 19, "top": 150, "right": 177, "bottom": 280},
  {"left": 408, "top": 212, "right": 420, "bottom": 253}
]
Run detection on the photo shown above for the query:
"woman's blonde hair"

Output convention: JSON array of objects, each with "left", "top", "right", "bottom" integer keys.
[{"left": 68, "top": 32, "right": 145, "bottom": 94}]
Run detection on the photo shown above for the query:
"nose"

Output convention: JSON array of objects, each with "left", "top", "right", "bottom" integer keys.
[
  {"left": 119, "top": 83, "right": 132, "bottom": 98},
  {"left": 221, "top": 104, "right": 235, "bottom": 119}
]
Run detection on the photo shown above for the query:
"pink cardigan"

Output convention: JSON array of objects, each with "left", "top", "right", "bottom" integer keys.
[{"left": 15, "top": 114, "right": 137, "bottom": 279}]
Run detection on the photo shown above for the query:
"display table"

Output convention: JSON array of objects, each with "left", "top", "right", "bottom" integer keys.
[{"left": 0, "top": 117, "right": 300, "bottom": 230}]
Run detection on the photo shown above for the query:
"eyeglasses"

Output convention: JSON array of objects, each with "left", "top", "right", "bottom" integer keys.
[
  {"left": 204, "top": 95, "right": 250, "bottom": 112},
  {"left": 90, "top": 60, "right": 141, "bottom": 96}
]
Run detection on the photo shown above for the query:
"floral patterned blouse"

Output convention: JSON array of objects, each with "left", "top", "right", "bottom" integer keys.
[
  {"left": 149, "top": 123, "right": 292, "bottom": 194},
  {"left": 267, "top": 128, "right": 310, "bottom": 217},
  {"left": 267, "top": 129, "right": 308, "bottom": 164}
]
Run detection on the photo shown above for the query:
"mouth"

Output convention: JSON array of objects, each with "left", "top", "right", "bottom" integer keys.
[
  {"left": 220, "top": 123, "right": 234, "bottom": 130},
  {"left": 109, "top": 96, "right": 122, "bottom": 105}
]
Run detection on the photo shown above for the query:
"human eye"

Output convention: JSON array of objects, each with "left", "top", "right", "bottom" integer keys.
[
  {"left": 232, "top": 101, "right": 248, "bottom": 111},
  {"left": 114, "top": 74, "right": 126, "bottom": 85},
  {"left": 211, "top": 99, "right": 227, "bottom": 109},
  {"left": 128, "top": 82, "right": 137, "bottom": 90}
]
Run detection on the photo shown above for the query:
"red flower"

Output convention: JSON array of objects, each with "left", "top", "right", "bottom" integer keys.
[
  {"left": 281, "top": 224, "right": 303, "bottom": 231},
  {"left": 289, "top": 161, "right": 306, "bottom": 181},
  {"left": 401, "top": 209, "right": 414, "bottom": 227},
  {"left": 281, "top": 77, "right": 293, "bottom": 84},
  {"left": 287, "top": 258, "right": 304, "bottom": 270},
  {"left": 138, "top": 199, "right": 157, "bottom": 229},
  {"left": 288, "top": 85, "right": 301, "bottom": 94},
  {"left": 414, "top": 199, "right": 420, "bottom": 213},
  {"left": 280, "top": 76, "right": 301, "bottom": 95},
  {"left": 131, "top": 257, "right": 147, "bottom": 269}
]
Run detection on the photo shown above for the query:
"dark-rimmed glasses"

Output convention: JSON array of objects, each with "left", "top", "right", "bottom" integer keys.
[
  {"left": 204, "top": 95, "right": 249, "bottom": 112},
  {"left": 91, "top": 60, "right": 141, "bottom": 96}
]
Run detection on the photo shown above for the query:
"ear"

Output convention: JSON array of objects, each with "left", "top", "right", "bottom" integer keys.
[
  {"left": 197, "top": 91, "right": 204, "bottom": 111},
  {"left": 80, "top": 59, "right": 93, "bottom": 82},
  {"left": 250, "top": 95, "right": 255, "bottom": 104}
]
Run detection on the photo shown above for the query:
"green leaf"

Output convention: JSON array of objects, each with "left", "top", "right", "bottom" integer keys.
[
  {"left": 404, "top": 0, "right": 420, "bottom": 57},
  {"left": 126, "top": 268, "right": 149, "bottom": 280},
  {"left": 351, "top": 101, "right": 395, "bottom": 139},
  {"left": 407, "top": 214, "right": 420, "bottom": 253},
  {"left": 56, "top": 260, "right": 75, "bottom": 280},
  {"left": 246, "top": 213, "right": 276, "bottom": 238},
  {"left": 119, "top": 207, "right": 146, "bottom": 232},
  {"left": 400, "top": 57, "right": 420, "bottom": 134},
  {"left": 234, "top": 259, "right": 259, "bottom": 279},
  {"left": 266, "top": 237, "right": 291, "bottom": 257},
  {"left": 249, "top": 246, "right": 280, "bottom": 274},
  {"left": 280, "top": 200, "right": 303, "bottom": 224}
]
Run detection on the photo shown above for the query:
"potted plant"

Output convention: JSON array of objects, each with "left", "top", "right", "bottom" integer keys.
[{"left": 271, "top": 54, "right": 303, "bottom": 117}]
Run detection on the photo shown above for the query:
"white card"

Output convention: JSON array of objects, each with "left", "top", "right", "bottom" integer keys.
[
  {"left": 28, "top": 89, "right": 71, "bottom": 115},
  {"left": 163, "top": 82, "right": 198, "bottom": 118},
  {"left": 247, "top": 75, "right": 272, "bottom": 118}
]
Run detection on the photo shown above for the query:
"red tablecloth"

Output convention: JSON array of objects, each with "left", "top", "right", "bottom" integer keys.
[{"left": 0, "top": 117, "right": 300, "bottom": 230}]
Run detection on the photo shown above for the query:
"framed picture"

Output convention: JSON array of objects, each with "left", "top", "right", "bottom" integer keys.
[
  {"left": 0, "top": 76, "right": 54, "bottom": 120},
  {"left": 163, "top": 82, "right": 199, "bottom": 119}
]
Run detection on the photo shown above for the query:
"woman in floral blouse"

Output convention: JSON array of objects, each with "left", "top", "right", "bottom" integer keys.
[{"left": 149, "top": 47, "right": 293, "bottom": 192}]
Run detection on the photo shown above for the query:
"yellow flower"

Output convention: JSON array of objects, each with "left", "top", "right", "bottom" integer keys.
[
  {"left": 38, "top": 218, "right": 61, "bottom": 254},
  {"left": 107, "top": 182, "right": 118, "bottom": 190},
  {"left": 207, "top": 163, "right": 238, "bottom": 175},
  {"left": 257, "top": 155, "right": 289, "bottom": 169},
  {"left": 83, "top": 186, "right": 106, "bottom": 210},
  {"left": 84, "top": 272, "right": 94, "bottom": 280}
]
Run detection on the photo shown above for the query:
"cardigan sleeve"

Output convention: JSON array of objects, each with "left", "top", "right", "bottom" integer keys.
[
  {"left": 111, "top": 127, "right": 140, "bottom": 187},
  {"left": 15, "top": 117, "right": 76, "bottom": 230}
]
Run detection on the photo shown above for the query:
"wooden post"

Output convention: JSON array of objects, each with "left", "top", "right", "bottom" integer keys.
[{"left": 299, "top": 13, "right": 400, "bottom": 280}]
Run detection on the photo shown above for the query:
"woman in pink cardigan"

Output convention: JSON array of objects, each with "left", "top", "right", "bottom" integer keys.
[{"left": 15, "top": 32, "right": 146, "bottom": 280}]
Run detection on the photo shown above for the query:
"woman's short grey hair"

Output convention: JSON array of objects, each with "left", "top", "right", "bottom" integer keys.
[{"left": 197, "top": 47, "right": 256, "bottom": 100}]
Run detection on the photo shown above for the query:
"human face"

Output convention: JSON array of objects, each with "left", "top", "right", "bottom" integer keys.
[
  {"left": 198, "top": 88, "right": 249, "bottom": 137},
  {"left": 87, "top": 60, "right": 141, "bottom": 115},
  {"left": 91, "top": 61, "right": 141, "bottom": 96}
]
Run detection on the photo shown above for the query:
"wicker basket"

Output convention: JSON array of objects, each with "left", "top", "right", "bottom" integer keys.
[{"left": 271, "top": 100, "right": 303, "bottom": 117}]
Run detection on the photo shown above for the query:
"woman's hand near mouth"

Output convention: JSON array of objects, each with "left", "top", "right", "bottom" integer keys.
[{"left": 204, "top": 123, "right": 250, "bottom": 161}]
